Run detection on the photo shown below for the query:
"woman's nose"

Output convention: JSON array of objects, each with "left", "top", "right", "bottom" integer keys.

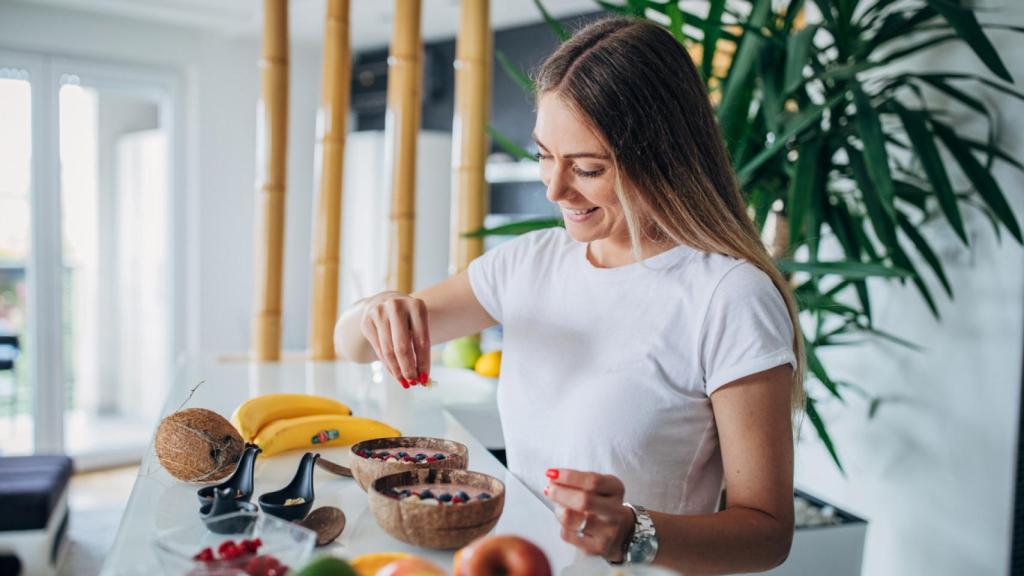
[{"left": 544, "top": 165, "right": 570, "bottom": 203}]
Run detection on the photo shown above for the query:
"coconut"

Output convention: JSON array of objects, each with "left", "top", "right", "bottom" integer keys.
[{"left": 155, "top": 407, "right": 245, "bottom": 483}]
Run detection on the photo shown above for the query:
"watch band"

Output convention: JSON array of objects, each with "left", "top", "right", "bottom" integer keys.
[{"left": 613, "top": 502, "right": 658, "bottom": 565}]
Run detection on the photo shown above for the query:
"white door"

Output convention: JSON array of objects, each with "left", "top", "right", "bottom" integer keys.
[{"left": 0, "top": 51, "right": 178, "bottom": 468}]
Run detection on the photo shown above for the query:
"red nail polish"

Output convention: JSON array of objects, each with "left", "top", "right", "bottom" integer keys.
[
  {"left": 546, "top": 469, "right": 559, "bottom": 480},
  {"left": 418, "top": 372, "right": 428, "bottom": 384},
  {"left": 400, "top": 379, "right": 410, "bottom": 389}
]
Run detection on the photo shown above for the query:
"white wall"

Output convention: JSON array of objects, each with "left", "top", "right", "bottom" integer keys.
[
  {"left": 97, "top": 93, "right": 159, "bottom": 413},
  {"left": 795, "top": 6, "right": 1024, "bottom": 575},
  {"left": 0, "top": 0, "right": 324, "bottom": 359}
]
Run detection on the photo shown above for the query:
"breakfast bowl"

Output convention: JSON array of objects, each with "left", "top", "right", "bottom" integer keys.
[
  {"left": 368, "top": 468, "right": 505, "bottom": 549},
  {"left": 350, "top": 436, "right": 468, "bottom": 492}
]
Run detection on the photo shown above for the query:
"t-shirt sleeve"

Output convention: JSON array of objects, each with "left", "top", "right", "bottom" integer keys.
[
  {"left": 467, "top": 232, "right": 535, "bottom": 324},
  {"left": 699, "top": 262, "right": 797, "bottom": 396}
]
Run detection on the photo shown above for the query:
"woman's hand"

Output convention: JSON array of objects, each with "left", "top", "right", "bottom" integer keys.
[
  {"left": 543, "top": 468, "right": 635, "bottom": 562},
  {"left": 359, "top": 291, "right": 431, "bottom": 388}
]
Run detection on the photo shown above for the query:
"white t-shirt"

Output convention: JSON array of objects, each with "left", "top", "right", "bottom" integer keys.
[{"left": 468, "top": 228, "right": 796, "bottom": 515}]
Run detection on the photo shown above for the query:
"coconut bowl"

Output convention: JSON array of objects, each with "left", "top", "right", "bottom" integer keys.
[
  {"left": 368, "top": 468, "right": 505, "bottom": 549},
  {"left": 350, "top": 437, "right": 468, "bottom": 492}
]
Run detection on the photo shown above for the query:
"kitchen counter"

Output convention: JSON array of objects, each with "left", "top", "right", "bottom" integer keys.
[{"left": 100, "top": 358, "right": 604, "bottom": 575}]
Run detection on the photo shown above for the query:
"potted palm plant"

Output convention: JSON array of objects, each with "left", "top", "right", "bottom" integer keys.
[{"left": 477, "top": 1, "right": 1022, "bottom": 573}]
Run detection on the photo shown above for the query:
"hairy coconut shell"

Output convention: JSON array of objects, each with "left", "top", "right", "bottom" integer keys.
[{"left": 155, "top": 408, "right": 245, "bottom": 483}]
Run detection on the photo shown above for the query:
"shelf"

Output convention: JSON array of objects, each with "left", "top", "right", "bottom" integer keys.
[{"left": 485, "top": 161, "right": 540, "bottom": 184}]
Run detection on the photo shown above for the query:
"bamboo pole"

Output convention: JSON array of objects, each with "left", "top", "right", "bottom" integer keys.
[
  {"left": 252, "top": 0, "right": 289, "bottom": 361},
  {"left": 385, "top": 0, "right": 423, "bottom": 293},
  {"left": 450, "top": 0, "right": 491, "bottom": 274},
  {"left": 309, "top": 0, "right": 352, "bottom": 360}
]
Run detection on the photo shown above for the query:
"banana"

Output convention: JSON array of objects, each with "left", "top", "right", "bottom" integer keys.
[
  {"left": 252, "top": 414, "right": 401, "bottom": 457},
  {"left": 232, "top": 393, "right": 353, "bottom": 442}
]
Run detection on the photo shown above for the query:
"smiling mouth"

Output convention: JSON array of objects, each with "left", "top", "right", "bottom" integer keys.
[{"left": 566, "top": 207, "right": 599, "bottom": 216}]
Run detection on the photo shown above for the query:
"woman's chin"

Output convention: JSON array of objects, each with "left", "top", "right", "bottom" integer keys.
[{"left": 563, "top": 223, "right": 598, "bottom": 243}]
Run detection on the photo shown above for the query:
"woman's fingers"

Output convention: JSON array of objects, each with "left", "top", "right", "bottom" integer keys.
[
  {"left": 544, "top": 468, "right": 625, "bottom": 518},
  {"left": 385, "top": 301, "right": 419, "bottom": 383},
  {"left": 359, "top": 293, "right": 430, "bottom": 388},
  {"left": 408, "top": 298, "right": 431, "bottom": 383},
  {"left": 359, "top": 312, "right": 384, "bottom": 366},
  {"left": 372, "top": 312, "right": 406, "bottom": 387},
  {"left": 545, "top": 482, "right": 624, "bottom": 518},
  {"left": 546, "top": 469, "right": 633, "bottom": 560},
  {"left": 549, "top": 469, "right": 625, "bottom": 497},
  {"left": 555, "top": 505, "right": 622, "bottom": 557}
]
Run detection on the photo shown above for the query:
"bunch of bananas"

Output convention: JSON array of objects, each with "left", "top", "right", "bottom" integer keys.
[{"left": 231, "top": 394, "right": 400, "bottom": 457}]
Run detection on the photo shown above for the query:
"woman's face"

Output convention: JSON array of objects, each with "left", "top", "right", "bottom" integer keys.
[{"left": 534, "top": 93, "right": 628, "bottom": 245}]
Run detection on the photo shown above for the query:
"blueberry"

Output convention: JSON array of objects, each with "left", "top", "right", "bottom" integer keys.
[
  {"left": 433, "top": 453, "right": 446, "bottom": 460},
  {"left": 396, "top": 451, "right": 408, "bottom": 458},
  {"left": 456, "top": 491, "right": 470, "bottom": 501},
  {"left": 415, "top": 453, "right": 427, "bottom": 460},
  {"left": 420, "top": 489, "right": 435, "bottom": 500},
  {"left": 438, "top": 492, "right": 453, "bottom": 502},
  {"left": 478, "top": 492, "right": 492, "bottom": 500},
  {"left": 398, "top": 489, "right": 412, "bottom": 499}
]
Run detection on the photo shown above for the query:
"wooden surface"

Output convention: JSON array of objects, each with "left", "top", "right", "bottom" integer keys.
[
  {"left": 309, "top": 0, "right": 352, "bottom": 360},
  {"left": 252, "top": 0, "right": 289, "bottom": 361},
  {"left": 385, "top": 0, "right": 423, "bottom": 293}
]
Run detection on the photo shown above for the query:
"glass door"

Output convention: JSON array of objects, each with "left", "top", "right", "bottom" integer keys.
[
  {"left": 0, "top": 51, "right": 178, "bottom": 468},
  {"left": 56, "top": 64, "right": 174, "bottom": 467},
  {"left": 0, "top": 61, "right": 36, "bottom": 455}
]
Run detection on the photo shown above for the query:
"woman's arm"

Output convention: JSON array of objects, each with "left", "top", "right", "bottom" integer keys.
[
  {"left": 334, "top": 270, "right": 497, "bottom": 382},
  {"left": 647, "top": 364, "right": 795, "bottom": 572},
  {"left": 546, "top": 364, "right": 795, "bottom": 574}
]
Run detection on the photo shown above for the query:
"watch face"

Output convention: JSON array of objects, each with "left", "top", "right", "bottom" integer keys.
[{"left": 630, "top": 538, "right": 658, "bottom": 564}]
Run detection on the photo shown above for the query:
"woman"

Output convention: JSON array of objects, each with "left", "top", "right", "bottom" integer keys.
[{"left": 335, "top": 17, "right": 804, "bottom": 573}]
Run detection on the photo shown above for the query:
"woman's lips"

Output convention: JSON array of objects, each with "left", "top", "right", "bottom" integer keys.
[{"left": 564, "top": 206, "right": 599, "bottom": 223}]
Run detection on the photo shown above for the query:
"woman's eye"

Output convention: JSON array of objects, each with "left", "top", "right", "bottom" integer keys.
[
  {"left": 573, "top": 165, "right": 605, "bottom": 178},
  {"left": 534, "top": 152, "right": 550, "bottom": 161}
]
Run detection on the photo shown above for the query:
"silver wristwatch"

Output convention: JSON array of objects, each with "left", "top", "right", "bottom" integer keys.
[{"left": 618, "top": 503, "right": 658, "bottom": 564}]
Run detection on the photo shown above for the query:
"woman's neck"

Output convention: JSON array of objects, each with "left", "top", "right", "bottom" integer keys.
[{"left": 587, "top": 234, "right": 676, "bottom": 268}]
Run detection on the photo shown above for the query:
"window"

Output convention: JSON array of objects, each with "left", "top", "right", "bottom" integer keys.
[{"left": 0, "top": 52, "right": 177, "bottom": 468}]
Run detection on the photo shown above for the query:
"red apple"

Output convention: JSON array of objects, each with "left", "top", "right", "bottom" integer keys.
[
  {"left": 453, "top": 535, "right": 552, "bottom": 576},
  {"left": 375, "top": 557, "right": 446, "bottom": 576}
]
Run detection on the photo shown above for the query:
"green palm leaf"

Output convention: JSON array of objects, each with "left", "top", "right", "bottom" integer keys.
[
  {"left": 925, "top": 0, "right": 1013, "bottom": 82},
  {"left": 702, "top": 0, "right": 727, "bottom": 80},
  {"left": 806, "top": 397, "right": 845, "bottom": 473},
  {"left": 890, "top": 102, "right": 968, "bottom": 245},
  {"left": 533, "top": 0, "right": 568, "bottom": 41},
  {"left": 486, "top": 125, "right": 535, "bottom": 162},
  {"left": 776, "top": 259, "right": 911, "bottom": 279},
  {"left": 896, "top": 211, "right": 953, "bottom": 297},
  {"left": 853, "top": 86, "right": 896, "bottom": 220},
  {"left": 463, "top": 218, "right": 563, "bottom": 238},
  {"left": 932, "top": 120, "right": 1023, "bottom": 243},
  {"left": 847, "top": 145, "right": 899, "bottom": 251}
]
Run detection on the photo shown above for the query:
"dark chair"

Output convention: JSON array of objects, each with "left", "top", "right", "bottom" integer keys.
[{"left": 0, "top": 455, "right": 73, "bottom": 574}]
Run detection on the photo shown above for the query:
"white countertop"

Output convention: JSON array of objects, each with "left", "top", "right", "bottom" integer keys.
[{"left": 100, "top": 358, "right": 613, "bottom": 575}]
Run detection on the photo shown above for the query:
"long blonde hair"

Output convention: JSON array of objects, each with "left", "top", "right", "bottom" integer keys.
[{"left": 536, "top": 17, "right": 806, "bottom": 415}]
